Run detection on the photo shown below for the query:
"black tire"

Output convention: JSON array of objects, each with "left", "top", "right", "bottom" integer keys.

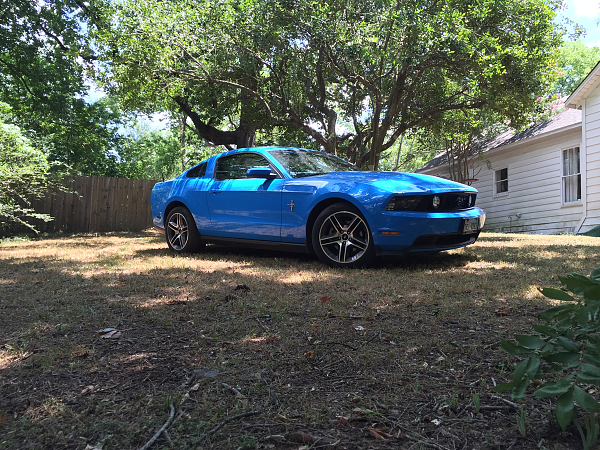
[
  {"left": 165, "top": 206, "right": 203, "bottom": 253},
  {"left": 311, "top": 203, "right": 376, "bottom": 268}
]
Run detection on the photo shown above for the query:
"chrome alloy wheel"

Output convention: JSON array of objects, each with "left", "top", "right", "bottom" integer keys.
[
  {"left": 318, "top": 210, "right": 370, "bottom": 264},
  {"left": 166, "top": 212, "right": 188, "bottom": 250}
]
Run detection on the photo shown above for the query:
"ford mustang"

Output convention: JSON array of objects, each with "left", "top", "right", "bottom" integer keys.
[{"left": 150, "top": 147, "right": 486, "bottom": 267}]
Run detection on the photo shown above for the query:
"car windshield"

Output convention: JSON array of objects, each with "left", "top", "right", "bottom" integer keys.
[{"left": 268, "top": 149, "right": 358, "bottom": 178}]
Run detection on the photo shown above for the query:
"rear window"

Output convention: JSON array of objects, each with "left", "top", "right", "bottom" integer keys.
[{"left": 186, "top": 162, "right": 207, "bottom": 178}]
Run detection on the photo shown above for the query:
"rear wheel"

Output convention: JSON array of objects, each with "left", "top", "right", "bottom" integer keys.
[
  {"left": 312, "top": 203, "right": 375, "bottom": 268},
  {"left": 165, "top": 206, "right": 203, "bottom": 253}
]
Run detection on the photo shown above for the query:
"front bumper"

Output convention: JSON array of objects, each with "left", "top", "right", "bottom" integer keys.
[{"left": 372, "top": 208, "right": 485, "bottom": 256}]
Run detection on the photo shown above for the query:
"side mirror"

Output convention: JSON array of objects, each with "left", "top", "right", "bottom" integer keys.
[{"left": 246, "top": 167, "right": 277, "bottom": 179}]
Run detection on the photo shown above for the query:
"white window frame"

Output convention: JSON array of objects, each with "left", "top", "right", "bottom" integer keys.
[
  {"left": 561, "top": 146, "right": 581, "bottom": 205},
  {"left": 493, "top": 167, "right": 509, "bottom": 197}
]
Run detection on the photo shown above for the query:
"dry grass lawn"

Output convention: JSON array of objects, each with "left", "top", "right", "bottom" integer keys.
[{"left": 1, "top": 230, "right": 599, "bottom": 449}]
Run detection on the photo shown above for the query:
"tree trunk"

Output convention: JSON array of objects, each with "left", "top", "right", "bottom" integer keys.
[{"left": 174, "top": 96, "right": 251, "bottom": 149}]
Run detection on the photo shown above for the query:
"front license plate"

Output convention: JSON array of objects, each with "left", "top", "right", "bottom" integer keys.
[{"left": 463, "top": 217, "right": 480, "bottom": 234}]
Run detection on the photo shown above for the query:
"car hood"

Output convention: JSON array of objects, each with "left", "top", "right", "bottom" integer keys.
[{"left": 288, "top": 171, "right": 476, "bottom": 194}]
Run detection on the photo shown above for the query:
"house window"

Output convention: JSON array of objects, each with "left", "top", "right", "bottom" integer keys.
[
  {"left": 562, "top": 147, "right": 581, "bottom": 203},
  {"left": 494, "top": 168, "right": 508, "bottom": 195}
]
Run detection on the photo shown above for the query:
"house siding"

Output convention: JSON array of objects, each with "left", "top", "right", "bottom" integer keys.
[
  {"left": 581, "top": 85, "right": 600, "bottom": 232},
  {"left": 424, "top": 128, "right": 583, "bottom": 234}
]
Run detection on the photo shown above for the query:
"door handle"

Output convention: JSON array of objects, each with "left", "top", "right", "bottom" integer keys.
[{"left": 209, "top": 190, "right": 221, "bottom": 194}]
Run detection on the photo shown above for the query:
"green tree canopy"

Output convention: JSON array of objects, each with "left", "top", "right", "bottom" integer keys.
[
  {"left": 94, "top": 0, "right": 561, "bottom": 169},
  {"left": 0, "top": 0, "right": 135, "bottom": 177},
  {"left": 551, "top": 40, "right": 600, "bottom": 96},
  {"left": 0, "top": 116, "right": 53, "bottom": 231}
]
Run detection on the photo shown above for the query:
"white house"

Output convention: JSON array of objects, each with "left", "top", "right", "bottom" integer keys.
[{"left": 417, "top": 63, "right": 600, "bottom": 235}]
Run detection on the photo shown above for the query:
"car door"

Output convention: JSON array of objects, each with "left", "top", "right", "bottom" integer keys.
[
  {"left": 205, "top": 152, "right": 284, "bottom": 241},
  {"left": 179, "top": 162, "right": 212, "bottom": 234}
]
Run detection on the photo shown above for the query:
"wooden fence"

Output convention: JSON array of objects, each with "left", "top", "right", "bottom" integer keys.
[{"left": 27, "top": 175, "right": 159, "bottom": 233}]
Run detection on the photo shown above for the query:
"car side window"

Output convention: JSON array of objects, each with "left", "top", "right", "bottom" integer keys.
[
  {"left": 215, "top": 153, "right": 273, "bottom": 180},
  {"left": 186, "top": 162, "right": 207, "bottom": 178}
]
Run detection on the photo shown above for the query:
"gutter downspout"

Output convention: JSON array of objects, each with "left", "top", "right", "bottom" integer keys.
[{"left": 575, "top": 98, "right": 588, "bottom": 235}]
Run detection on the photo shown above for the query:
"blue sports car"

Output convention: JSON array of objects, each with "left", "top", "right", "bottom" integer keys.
[{"left": 150, "top": 147, "right": 485, "bottom": 267}]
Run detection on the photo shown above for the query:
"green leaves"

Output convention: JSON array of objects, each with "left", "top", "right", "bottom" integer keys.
[
  {"left": 499, "top": 340, "right": 530, "bottom": 356},
  {"left": 556, "top": 388, "right": 576, "bottom": 431},
  {"left": 0, "top": 119, "right": 53, "bottom": 231},
  {"left": 534, "top": 374, "right": 574, "bottom": 398},
  {"left": 499, "top": 266, "right": 600, "bottom": 448},
  {"left": 538, "top": 304, "right": 577, "bottom": 321},
  {"left": 539, "top": 288, "right": 576, "bottom": 302},
  {"left": 92, "top": 0, "right": 562, "bottom": 166},
  {"left": 515, "top": 335, "right": 546, "bottom": 349}
]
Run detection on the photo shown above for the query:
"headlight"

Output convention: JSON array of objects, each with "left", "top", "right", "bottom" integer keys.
[{"left": 385, "top": 196, "right": 423, "bottom": 211}]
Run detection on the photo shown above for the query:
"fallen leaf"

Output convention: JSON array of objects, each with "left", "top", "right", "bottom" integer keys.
[
  {"left": 396, "top": 430, "right": 403, "bottom": 439},
  {"left": 97, "top": 328, "right": 116, "bottom": 334},
  {"left": 406, "top": 346, "right": 419, "bottom": 354},
  {"left": 337, "top": 416, "right": 348, "bottom": 426},
  {"left": 0, "top": 414, "right": 7, "bottom": 423},
  {"left": 369, "top": 428, "right": 385, "bottom": 440},
  {"left": 84, "top": 440, "right": 107, "bottom": 450},
  {"left": 319, "top": 296, "right": 331, "bottom": 304},
  {"left": 190, "top": 383, "right": 200, "bottom": 391},
  {"left": 286, "top": 432, "right": 312, "bottom": 443},
  {"left": 101, "top": 330, "right": 120, "bottom": 339},
  {"left": 355, "top": 325, "right": 365, "bottom": 331},
  {"left": 81, "top": 385, "right": 95, "bottom": 395},
  {"left": 374, "top": 428, "right": 393, "bottom": 439},
  {"left": 495, "top": 307, "right": 510, "bottom": 316},
  {"left": 304, "top": 351, "right": 314, "bottom": 358},
  {"left": 274, "top": 413, "right": 295, "bottom": 423}
]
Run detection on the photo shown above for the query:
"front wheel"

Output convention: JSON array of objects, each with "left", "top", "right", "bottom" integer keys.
[
  {"left": 311, "top": 203, "right": 376, "bottom": 268},
  {"left": 165, "top": 206, "right": 203, "bottom": 253}
]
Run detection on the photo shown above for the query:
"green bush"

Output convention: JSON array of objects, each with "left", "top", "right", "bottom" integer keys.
[
  {"left": 0, "top": 120, "right": 53, "bottom": 232},
  {"left": 495, "top": 267, "right": 600, "bottom": 448}
]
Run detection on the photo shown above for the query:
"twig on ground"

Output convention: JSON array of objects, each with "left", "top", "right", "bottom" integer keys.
[
  {"left": 318, "top": 331, "right": 382, "bottom": 351},
  {"left": 222, "top": 382, "right": 245, "bottom": 398},
  {"left": 491, "top": 395, "right": 520, "bottom": 409},
  {"left": 139, "top": 403, "right": 175, "bottom": 450},
  {"left": 479, "top": 405, "right": 509, "bottom": 411},
  {"left": 162, "top": 430, "right": 174, "bottom": 448},
  {"left": 195, "top": 410, "right": 260, "bottom": 443},
  {"left": 255, "top": 317, "right": 269, "bottom": 332},
  {"left": 483, "top": 340, "right": 501, "bottom": 349}
]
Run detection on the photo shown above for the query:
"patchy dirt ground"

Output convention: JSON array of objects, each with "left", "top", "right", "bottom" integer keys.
[{"left": 1, "top": 230, "right": 600, "bottom": 450}]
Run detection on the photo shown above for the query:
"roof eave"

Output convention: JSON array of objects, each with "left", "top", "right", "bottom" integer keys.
[
  {"left": 566, "top": 60, "right": 600, "bottom": 109},
  {"left": 418, "top": 122, "right": 582, "bottom": 174}
]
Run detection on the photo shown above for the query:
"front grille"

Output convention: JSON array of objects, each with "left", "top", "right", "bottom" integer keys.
[
  {"left": 411, "top": 232, "right": 480, "bottom": 249},
  {"left": 416, "top": 193, "right": 476, "bottom": 211}
]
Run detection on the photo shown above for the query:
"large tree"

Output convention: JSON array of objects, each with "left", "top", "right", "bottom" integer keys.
[
  {"left": 0, "top": 0, "right": 132, "bottom": 176},
  {"left": 94, "top": 0, "right": 561, "bottom": 169},
  {"left": 0, "top": 0, "right": 104, "bottom": 125},
  {"left": 551, "top": 40, "right": 600, "bottom": 96}
]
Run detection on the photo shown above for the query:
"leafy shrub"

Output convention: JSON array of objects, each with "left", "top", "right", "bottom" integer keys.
[
  {"left": 0, "top": 120, "right": 53, "bottom": 232},
  {"left": 495, "top": 267, "right": 600, "bottom": 448}
]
